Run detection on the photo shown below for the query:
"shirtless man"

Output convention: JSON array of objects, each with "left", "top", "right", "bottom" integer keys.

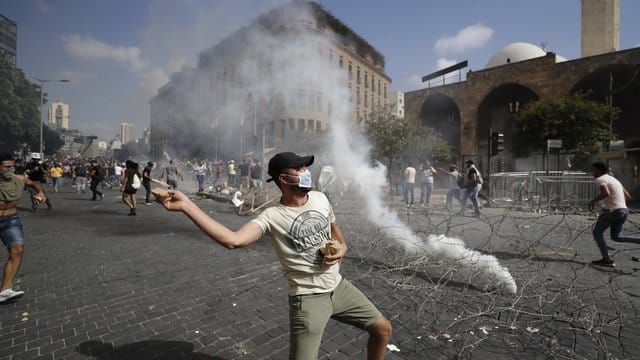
[{"left": 0, "top": 152, "right": 47, "bottom": 302}]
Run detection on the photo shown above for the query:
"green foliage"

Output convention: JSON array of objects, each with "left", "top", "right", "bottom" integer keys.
[
  {"left": 0, "top": 59, "right": 42, "bottom": 152},
  {"left": 0, "top": 59, "right": 64, "bottom": 155},
  {"left": 513, "top": 94, "right": 618, "bottom": 156},
  {"left": 365, "top": 105, "right": 454, "bottom": 187}
]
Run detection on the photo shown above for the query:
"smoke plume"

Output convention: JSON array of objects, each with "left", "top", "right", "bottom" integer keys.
[{"left": 171, "top": 2, "right": 517, "bottom": 293}]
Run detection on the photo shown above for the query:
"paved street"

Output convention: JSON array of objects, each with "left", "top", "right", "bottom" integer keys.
[{"left": 1, "top": 183, "right": 640, "bottom": 359}]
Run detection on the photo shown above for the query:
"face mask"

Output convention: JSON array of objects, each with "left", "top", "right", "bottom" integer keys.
[
  {"left": 0, "top": 167, "right": 15, "bottom": 180},
  {"left": 282, "top": 169, "right": 313, "bottom": 188},
  {"left": 297, "top": 169, "right": 312, "bottom": 188}
]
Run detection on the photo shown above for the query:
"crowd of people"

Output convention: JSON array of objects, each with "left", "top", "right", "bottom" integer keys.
[
  {"left": 2, "top": 146, "right": 639, "bottom": 360},
  {"left": 401, "top": 159, "right": 483, "bottom": 216}
]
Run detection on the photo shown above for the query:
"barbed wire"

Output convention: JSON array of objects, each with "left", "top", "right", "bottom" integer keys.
[{"left": 333, "top": 196, "right": 640, "bottom": 359}]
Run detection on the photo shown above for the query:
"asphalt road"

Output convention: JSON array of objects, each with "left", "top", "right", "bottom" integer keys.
[{"left": 1, "top": 183, "right": 639, "bottom": 359}]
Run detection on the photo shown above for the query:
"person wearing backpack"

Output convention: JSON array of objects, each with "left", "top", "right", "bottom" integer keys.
[
  {"left": 460, "top": 160, "right": 482, "bottom": 217},
  {"left": 121, "top": 160, "right": 141, "bottom": 216}
]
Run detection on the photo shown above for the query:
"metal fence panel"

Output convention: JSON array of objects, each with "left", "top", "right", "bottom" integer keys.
[{"left": 489, "top": 171, "right": 597, "bottom": 212}]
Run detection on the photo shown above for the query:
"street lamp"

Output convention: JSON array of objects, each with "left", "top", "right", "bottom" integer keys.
[{"left": 35, "top": 78, "right": 70, "bottom": 155}]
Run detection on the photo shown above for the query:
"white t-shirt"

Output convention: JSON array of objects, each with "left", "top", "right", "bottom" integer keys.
[
  {"left": 422, "top": 167, "right": 436, "bottom": 184},
  {"left": 404, "top": 167, "right": 416, "bottom": 184},
  {"left": 595, "top": 174, "right": 627, "bottom": 210},
  {"left": 114, "top": 165, "right": 123, "bottom": 176},
  {"left": 251, "top": 191, "right": 340, "bottom": 296},
  {"left": 194, "top": 164, "right": 207, "bottom": 176},
  {"left": 449, "top": 170, "right": 459, "bottom": 190}
]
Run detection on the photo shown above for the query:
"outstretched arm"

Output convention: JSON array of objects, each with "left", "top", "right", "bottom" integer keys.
[{"left": 160, "top": 190, "right": 262, "bottom": 249}]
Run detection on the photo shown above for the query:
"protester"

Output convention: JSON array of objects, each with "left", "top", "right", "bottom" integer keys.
[
  {"left": 587, "top": 162, "right": 640, "bottom": 267},
  {"left": 238, "top": 159, "right": 250, "bottom": 191},
  {"left": 439, "top": 165, "right": 462, "bottom": 211},
  {"left": 142, "top": 161, "right": 154, "bottom": 205},
  {"left": 161, "top": 159, "right": 183, "bottom": 190},
  {"left": 89, "top": 160, "right": 104, "bottom": 201},
  {"left": 214, "top": 160, "right": 224, "bottom": 187},
  {"left": 156, "top": 152, "right": 392, "bottom": 359},
  {"left": 460, "top": 160, "right": 482, "bottom": 217},
  {"left": 121, "top": 160, "right": 140, "bottom": 216},
  {"left": 418, "top": 160, "right": 437, "bottom": 207},
  {"left": 403, "top": 163, "right": 417, "bottom": 207},
  {"left": 49, "top": 163, "right": 63, "bottom": 192},
  {"left": 0, "top": 153, "right": 47, "bottom": 303},
  {"left": 193, "top": 160, "right": 207, "bottom": 192},
  {"left": 227, "top": 160, "right": 236, "bottom": 187},
  {"left": 73, "top": 162, "right": 89, "bottom": 194},
  {"left": 25, "top": 155, "right": 52, "bottom": 211},
  {"left": 250, "top": 159, "right": 262, "bottom": 189}
]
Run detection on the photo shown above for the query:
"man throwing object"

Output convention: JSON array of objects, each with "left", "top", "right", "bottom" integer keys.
[{"left": 157, "top": 152, "right": 392, "bottom": 359}]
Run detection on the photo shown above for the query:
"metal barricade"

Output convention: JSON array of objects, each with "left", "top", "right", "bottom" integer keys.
[{"left": 489, "top": 171, "right": 597, "bottom": 212}]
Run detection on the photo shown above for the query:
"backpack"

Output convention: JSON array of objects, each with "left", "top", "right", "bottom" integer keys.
[{"left": 132, "top": 174, "right": 141, "bottom": 189}]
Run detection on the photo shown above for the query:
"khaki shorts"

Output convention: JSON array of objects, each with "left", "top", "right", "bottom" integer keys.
[{"left": 288, "top": 278, "right": 382, "bottom": 360}]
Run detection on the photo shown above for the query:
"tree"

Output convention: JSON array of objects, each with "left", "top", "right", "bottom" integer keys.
[
  {"left": 0, "top": 59, "right": 40, "bottom": 152},
  {"left": 513, "top": 94, "right": 619, "bottom": 157},
  {"left": 365, "top": 105, "right": 454, "bottom": 190}
]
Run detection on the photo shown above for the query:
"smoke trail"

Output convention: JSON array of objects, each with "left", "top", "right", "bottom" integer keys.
[{"left": 328, "top": 111, "right": 518, "bottom": 294}]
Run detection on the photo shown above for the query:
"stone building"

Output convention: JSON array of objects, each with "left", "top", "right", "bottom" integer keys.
[
  {"left": 405, "top": 45, "right": 640, "bottom": 169},
  {"left": 404, "top": 0, "right": 639, "bottom": 188},
  {"left": 0, "top": 14, "right": 17, "bottom": 66},
  {"left": 149, "top": 1, "right": 391, "bottom": 160}
]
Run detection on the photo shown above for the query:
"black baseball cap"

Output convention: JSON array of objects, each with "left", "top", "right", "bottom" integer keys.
[{"left": 267, "top": 152, "right": 314, "bottom": 182}]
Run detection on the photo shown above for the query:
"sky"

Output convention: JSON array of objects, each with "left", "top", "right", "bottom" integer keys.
[{"left": 2, "top": 0, "right": 639, "bottom": 141}]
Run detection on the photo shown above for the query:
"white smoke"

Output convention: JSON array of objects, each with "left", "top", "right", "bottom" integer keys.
[
  {"left": 172, "top": 2, "right": 517, "bottom": 293},
  {"left": 327, "top": 97, "right": 517, "bottom": 293}
]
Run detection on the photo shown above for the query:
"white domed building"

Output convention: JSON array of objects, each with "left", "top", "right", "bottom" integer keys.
[{"left": 486, "top": 42, "right": 566, "bottom": 69}]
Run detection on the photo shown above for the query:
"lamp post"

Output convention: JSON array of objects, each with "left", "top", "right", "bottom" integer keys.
[{"left": 35, "top": 78, "right": 69, "bottom": 155}]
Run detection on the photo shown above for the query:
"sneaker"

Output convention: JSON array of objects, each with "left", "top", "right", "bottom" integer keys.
[
  {"left": 145, "top": 202, "right": 152, "bottom": 206},
  {"left": 0, "top": 288, "right": 25, "bottom": 303},
  {"left": 591, "top": 258, "right": 616, "bottom": 267}
]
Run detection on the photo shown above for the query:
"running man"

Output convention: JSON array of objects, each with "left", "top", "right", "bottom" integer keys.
[{"left": 0, "top": 152, "right": 47, "bottom": 302}]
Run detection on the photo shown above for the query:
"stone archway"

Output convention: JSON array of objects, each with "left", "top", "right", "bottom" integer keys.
[
  {"left": 571, "top": 64, "right": 640, "bottom": 147},
  {"left": 419, "top": 94, "right": 461, "bottom": 153},
  {"left": 477, "top": 83, "right": 539, "bottom": 154}
]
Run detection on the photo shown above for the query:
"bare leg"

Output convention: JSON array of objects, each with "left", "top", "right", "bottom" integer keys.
[
  {"left": 122, "top": 193, "right": 133, "bottom": 209},
  {"left": 366, "top": 316, "right": 392, "bottom": 360},
  {"left": 1, "top": 245, "right": 24, "bottom": 291}
]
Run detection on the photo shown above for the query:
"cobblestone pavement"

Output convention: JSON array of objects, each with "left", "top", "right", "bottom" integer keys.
[{"left": 1, "top": 184, "right": 639, "bottom": 359}]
